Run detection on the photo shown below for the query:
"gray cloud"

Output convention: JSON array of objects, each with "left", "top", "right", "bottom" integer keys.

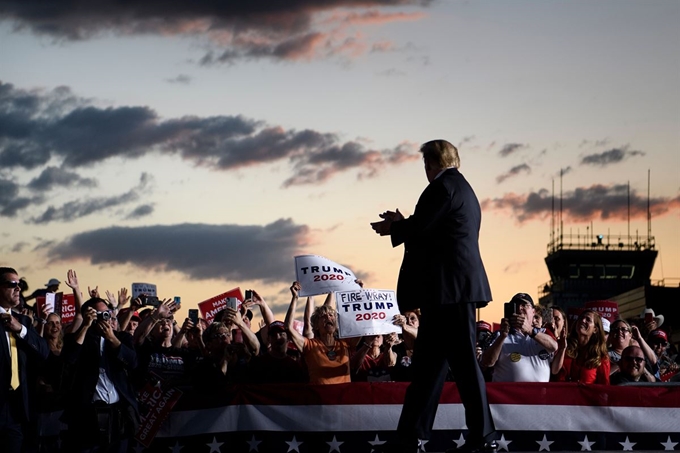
[
  {"left": 0, "top": 81, "right": 418, "bottom": 185},
  {"left": 27, "top": 166, "right": 97, "bottom": 191},
  {"left": 165, "top": 75, "right": 192, "bottom": 85},
  {"left": 48, "top": 219, "right": 311, "bottom": 283},
  {"left": 496, "top": 163, "right": 531, "bottom": 184},
  {"left": 125, "top": 204, "right": 154, "bottom": 220},
  {"left": 580, "top": 146, "right": 646, "bottom": 167},
  {"left": 482, "top": 183, "right": 680, "bottom": 223},
  {"left": 0, "top": 1, "right": 430, "bottom": 64},
  {"left": 0, "top": 176, "right": 42, "bottom": 217},
  {"left": 29, "top": 173, "right": 152, "bottom": 224},
  {"left": 498, "top": 143, "right": 527, "bottom": 157}
]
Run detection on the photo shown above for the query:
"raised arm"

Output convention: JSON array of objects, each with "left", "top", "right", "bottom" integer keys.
[
  {"left": 63, "top": 269, "right": 84, "bottom": 334},
  {"left": 481, "top": 319, "right": 509, "bottom": 368},
  {"left": 246, "top": 290, "right": 275, "bottom": 326},
  {"left": 284, "top": 281, "right": 306, "bottom": 352},
  {"left": 222, "top": 307, "right": 260, "bottom": 356},
  {"left": 133, "top": 299, "right": 173, "bottom": 346},
  {"left": 303, "top": 296, "right": 314, "bottom": 338}
]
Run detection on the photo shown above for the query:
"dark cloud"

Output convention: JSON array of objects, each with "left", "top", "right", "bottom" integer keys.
[
  {"left": 0, "top": 82, "right": 418, "bottom": 185},
  {"left": 496, "top": 163, "right": 531, "bottom": 184},
  {"left": 11, "top": 241, "right": 29, "bottom": 253},
  {"left": 27, "top": 166, "right": 97, "bottom": 191},
  {"left": 165, "top": 75, "right": 192, "bottom": 85},
  {"left": 48, "top": 219, "right": 311, "bottom": 283},
  {"left": 580, "top": 146, "right": 645, "bottom": 167},
  {"left": 0, "top": 176, "right": 42, "bottom": 217},
  {"left": 29, "top": 173, "right": 152, "bottom": 224},
  {"left": 125, "top": 204, "right": 154, "bottom": 220},
  {"left": 498, "top": 143, "right": 527, "bottom": 157},
  {"left": 481, "top": 184, "right": 680, "bottom": 223},
  {"left": 0, "top": 1, "right": 429, "bottom": 63}
]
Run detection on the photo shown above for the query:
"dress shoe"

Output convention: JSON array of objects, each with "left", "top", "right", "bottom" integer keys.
[{"left": 445, "top": 440, "right": 498, "bottom": 453}]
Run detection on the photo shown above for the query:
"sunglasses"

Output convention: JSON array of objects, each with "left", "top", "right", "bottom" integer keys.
[
  {"left": 611, "top": 327, "right": 631, "bottom": 334},
  {"left": 622, "top": 356, "right": 645, "bottom": 364},
  {"left": 1, "top": 280, "right": 21, "bottom": 289}
]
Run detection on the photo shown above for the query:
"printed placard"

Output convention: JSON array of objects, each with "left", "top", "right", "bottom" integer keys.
[
  {"left": 197, "top": 288, "right": 243, "bottom": 324},
  {"left": 585, "top": 300, "right": 619, "bottom": 321},
  {"left": 132, "top": 283, "right": 157, "bottom": 299},
  {"left": 294, "top": 255, "right": 361, "bottom": 297},
  {"left": 135, "top": 376, "right": 183, "bottom": 447},
  {"left": 335, "top": 288, "right": 402, "bottom": 339},
  {"left": 60, "top": 294, "right": 77, "bottom": 325}
]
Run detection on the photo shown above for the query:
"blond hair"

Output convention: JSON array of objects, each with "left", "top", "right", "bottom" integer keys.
[{"left": 420, "top": 139, "right": 460, "bottom": 170}]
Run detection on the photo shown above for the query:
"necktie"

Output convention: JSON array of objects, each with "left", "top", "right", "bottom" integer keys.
[{"left": 9, "top": 332, "right": 20, "bottom": 390}]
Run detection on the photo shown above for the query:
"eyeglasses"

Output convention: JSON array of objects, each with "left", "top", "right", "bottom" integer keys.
[
  {"left": 1, "top": 281, "right": 20, "bottom": 288},
  {"left": 622, "top": 356, "right": 645, "bottom": 364},
  {"left": 611, "top": 327, "right": 631, "bottom": 334}
]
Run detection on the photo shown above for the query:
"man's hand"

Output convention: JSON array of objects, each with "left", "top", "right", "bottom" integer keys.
[
  {"left": 97, "top": 319, "right": 119, "bottom": 345},
  {"left": 88, "top": 286, "right": 99, "bottom": 298},
  {"left": 499, "top": 318, "right": 511, "bottom": 337},
  {"left": 370, "top": 209, "right": 404, "bottom": 236},
  {"left": 82, "top": 307, "right": 97, "bottom": 328},
  {"left": 118, "top": 288, "right": 130, "bottom": 308},
  {"left": 1, "top": 313, "right": 23, "bottom": 333}
]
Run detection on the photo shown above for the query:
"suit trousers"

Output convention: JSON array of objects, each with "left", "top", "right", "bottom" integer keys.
[
  {"left": 0, "top": 389, "right": 23, "bottom": 453},
  {"left": 396, "top": 303, "right": 496, "bottom": 445}
]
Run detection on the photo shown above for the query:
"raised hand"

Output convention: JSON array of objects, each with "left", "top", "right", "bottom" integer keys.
[
  {"left": 290, "top": 281, "right": 301, "bottom": 298},
  {"left": 65, "top": 269, "right": 80, "bottom": 290},
  {"left": 88, "top": 286, "right": 99, "bottom": 298},
  {"left": 105, "top": 290, "right": 117, "bottom": 309},
  {"left": 118, "top": 288, "right": 130, "bottom": 308}
]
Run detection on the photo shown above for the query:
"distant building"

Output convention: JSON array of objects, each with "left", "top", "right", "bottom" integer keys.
[{"left": 538, "top": 231, "right": 679, "bottom": 344}]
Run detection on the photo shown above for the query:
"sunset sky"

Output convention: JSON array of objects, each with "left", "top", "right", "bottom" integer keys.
[{"left": 1, "top": 0, "right": 678, "bottom": 325}]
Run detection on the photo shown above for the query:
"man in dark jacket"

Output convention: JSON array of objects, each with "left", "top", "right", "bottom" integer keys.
[
  {"left": 0, "top": 267, "right": 49, "bottom": 453},
  {"left": 371, "top": 140, "right": 498, "bottom": 453},
  {"left": 61, "top": 297, "right": 139, "bottom": 453}
]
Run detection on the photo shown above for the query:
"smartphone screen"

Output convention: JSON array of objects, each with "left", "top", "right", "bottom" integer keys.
[
  {"left": 503, "top": 302, "right": 516, "bottom": 320},
  {"left": 188, "top": 309, "right": 198, "bottom": 325},
  {"left": 244, "top": 290, "right": 253, "bottom": 300},
  {"left": 226, "top": 297, "right": 238, "bottom": 310}
]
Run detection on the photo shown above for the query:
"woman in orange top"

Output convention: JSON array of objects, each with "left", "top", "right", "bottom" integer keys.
[
  {"left": 552, "top": 309, "right": 610, "bottom": 384},
  {"left": 285, "top": 281, "right": 362, "bottom": 385}
]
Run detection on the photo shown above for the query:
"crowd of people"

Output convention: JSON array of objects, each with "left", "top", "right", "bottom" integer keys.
[
  {"left": 476, "top": 293, "right": 678, "bottom": 385},
  {"left": 1, "top": 266, "right": 678, "bottom": 453}
]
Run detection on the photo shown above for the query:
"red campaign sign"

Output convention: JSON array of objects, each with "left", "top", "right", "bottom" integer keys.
[
  {"left": 585, "top": 300, "right": 620, "bottom": 321},
  {"left": 60, "top": 294, "right": 77, "bottom": 325},
  {"left": 197, "top": 287, "right": 243, "bottom": 324},
  {"left": 567, "top": 306, "right": 585, "bottom": 324},
  {"left": 135, "top": 378, "right": 183, "bottom": 448},
  {"left": 36, "top": 293, "right": 78, "bottom": 325}
]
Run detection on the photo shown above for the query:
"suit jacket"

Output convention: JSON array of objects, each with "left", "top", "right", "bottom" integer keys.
[
  {"left": 0, "top": 311, "right": 49, "bottom": 421},
  {"left": 61, "top": 329, "right": 139, "bottom": 424},
  {"left": 391, "top": 168, "right": 492, "bottom": 311}
]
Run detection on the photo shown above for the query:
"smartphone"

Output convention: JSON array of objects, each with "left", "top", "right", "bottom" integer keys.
[
  {"left": 645, "top": 312, "right": 653, "bottom": 324},
  {"left": 244, "top": 289, "right": 253, "bottom": 300},
  {"left": 173, "top": 296, "right": 181, "bottom": 306},
  {"left": 503, "top": 301, "right": 517, "bottom": 320},
  {"left": 145, "top": 296, "right": 160, "bottom": 308},
  {"left": 226, "top": 297, "right": 239, "bottom": 310},
  {"left": 188, "top": 309, "right": 199, "bottom": 325}
]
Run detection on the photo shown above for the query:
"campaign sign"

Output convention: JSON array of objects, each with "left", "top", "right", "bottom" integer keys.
[
  {"left": 135, "top": 376, "right": 183, "bottom": 447},
  {"left": 132, "top": 283, "right": 157, "bottom": 299},
  {"left": 567, "top": 306, "right": 585, "bottom": 325},
  {"left": 335, "top": 289, "right": 402, "bottom": 339},
  {"left": 295, "top": 255, "right": 362, "bottom": 297},
  {"left": 60, "top": 293, "right": 77, "bottom": 325},
  {"left": 585, "top": 300, "right": 619, "bottom": 321},
  {"left": 197, "top": 288, "right": 243, "bottom": 324}
]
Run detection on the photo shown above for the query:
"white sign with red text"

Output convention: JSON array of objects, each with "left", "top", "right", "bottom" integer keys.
[
  {"left": 335, "top": 289, "right": 402, "bottom": 339},
  {"left": 294, "top": 255, "right": 361, "bottom": 297}
]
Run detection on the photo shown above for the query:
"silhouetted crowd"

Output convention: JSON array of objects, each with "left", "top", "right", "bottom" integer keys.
[{"left": 2, "top": 267, "right": 678, "bottom": 453}]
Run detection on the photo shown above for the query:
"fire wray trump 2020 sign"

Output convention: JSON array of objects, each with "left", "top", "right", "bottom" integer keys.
[{"left": 335, "top": 289, "right": 402, "bottom": 338}]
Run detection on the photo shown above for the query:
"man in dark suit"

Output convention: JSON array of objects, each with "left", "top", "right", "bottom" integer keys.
[
  {"left": 61, "top": 297, "right": 139, "bottom": 453},
  {"left": 0, "top": 267, "right": 49, "bottom": 453},
  {"left": 371, "top": 140, "right": 498, "bottom": 453}
]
